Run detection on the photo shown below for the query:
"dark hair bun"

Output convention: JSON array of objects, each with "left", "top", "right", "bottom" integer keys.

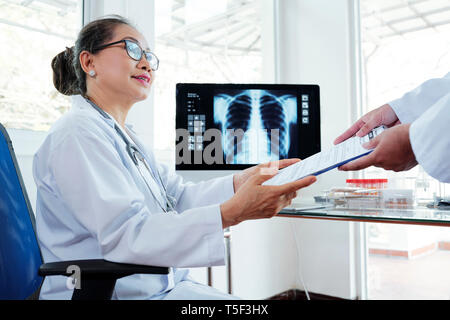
[
  {"left": 51, "top": 46, "right": 79, "bottom": 96},
  {"left": 51, "top": 15, "right": 132, "bottom": 96}
]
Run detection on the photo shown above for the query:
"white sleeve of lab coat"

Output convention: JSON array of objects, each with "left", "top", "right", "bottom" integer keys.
[
  {"left": 389, "top": 72, "right": 450, "bottom": 123},
  {"left": 50, "top": 125, "right": 226, "bottom": 268},
  {"left": 156, "top": 162, "right": 235, "bottom": 213},
  {"left": 409, "top": 92, "right": 450, "bottom": 183}
]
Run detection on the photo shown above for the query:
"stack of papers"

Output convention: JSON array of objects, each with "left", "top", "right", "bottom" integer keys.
[{"left": 263, "top": 126, "right": 386, "bottom": 186}]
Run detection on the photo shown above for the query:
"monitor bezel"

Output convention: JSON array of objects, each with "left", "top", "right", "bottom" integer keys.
[{"left": 175, "top": 83, "right": 321, "bottom": 170}]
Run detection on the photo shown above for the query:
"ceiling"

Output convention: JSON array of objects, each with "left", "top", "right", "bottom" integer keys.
[
  {"left": 6, "top": 0, "right": 78, "bottom": 16},
  {"left": 360, "top": 0, "right": 450, "bottom": 45},
  {"left": 2, "top": 0, "right": 450, "bottom": 53},
  {"left": 156, "top": 0, "right": 261, "bottom": 55},
  {"left": 159, "top": 0, "right": 450, "bottom": 54},
  {"left": 0, "top": 0, "right": 80, "bottom": 40}
]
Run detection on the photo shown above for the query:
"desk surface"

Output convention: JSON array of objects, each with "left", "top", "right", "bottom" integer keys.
[{"left": 278, "top": 200, "right": 450, "bottom": 227}]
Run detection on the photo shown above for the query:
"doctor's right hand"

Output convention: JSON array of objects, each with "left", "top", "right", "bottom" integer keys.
[
  {"left": 220, "top": 169, "right": 317, "bottom": 228},
  {"left": 334, "top": 103, "right": 400, "bottom": 145}
]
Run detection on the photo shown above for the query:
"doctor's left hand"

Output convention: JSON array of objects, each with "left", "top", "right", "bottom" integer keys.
[
  {"left": 232, "top": 158, "right": 302, "bottom": 193},
  {"left": 222, "top": 161, "right": 317, "bottom": 228}
]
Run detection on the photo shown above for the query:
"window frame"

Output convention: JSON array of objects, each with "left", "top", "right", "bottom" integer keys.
[{"left": 2, "top": 0, "right": 84, "bottom": 211}]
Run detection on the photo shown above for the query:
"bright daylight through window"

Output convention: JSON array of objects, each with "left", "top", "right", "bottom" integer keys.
[
  {"left": 359, "top": 0, "right": 450, "bottom": 299},
  {"left": 153, "top": 0, "right": 263, "bottom": 163},
  {"left": 0, "top": 0, "right": 82, "bottom": 131}
]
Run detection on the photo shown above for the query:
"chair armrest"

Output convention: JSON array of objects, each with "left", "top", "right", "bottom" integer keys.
[{"left": 39, "top": 259, "right": 169, "bottom": 279}]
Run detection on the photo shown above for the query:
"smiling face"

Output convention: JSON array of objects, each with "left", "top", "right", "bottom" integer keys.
[{"left": 87, "top": 23, "right": 155, "bottom": 104}]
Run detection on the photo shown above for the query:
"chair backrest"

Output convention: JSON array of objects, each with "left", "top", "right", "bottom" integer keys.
[{"left": 0, "top": 123, "right": 43, "bottom": 299}]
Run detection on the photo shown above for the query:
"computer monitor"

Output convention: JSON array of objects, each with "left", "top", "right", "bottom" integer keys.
[{"left": 175, "top": 83, "right": 320, "bottom": 171}]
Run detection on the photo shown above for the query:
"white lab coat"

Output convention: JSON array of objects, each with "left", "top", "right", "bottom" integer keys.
[
  {"left": 389, "top": 72, "right": 450, "bottom": 183},
  {"left": 33, "top": 95, "right": 237, "bottom": 299}
]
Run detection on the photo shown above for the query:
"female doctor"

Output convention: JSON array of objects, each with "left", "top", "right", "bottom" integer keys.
[{"left": 33, "top": 16, "right": 316, "bottom": 300}]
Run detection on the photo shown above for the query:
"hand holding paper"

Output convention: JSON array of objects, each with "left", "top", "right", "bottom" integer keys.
[
  {"left": 263, "top": 126, "right": 386, "bottom": 186},
  {"left": 339, "top": 124, "right": 417, "bottom": 172}
]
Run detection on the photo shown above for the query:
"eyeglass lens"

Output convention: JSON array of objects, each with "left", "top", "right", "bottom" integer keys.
[{"left": 125, "top": 41, "right": 159, "bottom": 70}]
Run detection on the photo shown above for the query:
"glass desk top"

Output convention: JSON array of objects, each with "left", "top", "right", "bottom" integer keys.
[{"left": 278, "top": 199, "right": 450, "bottom": 226}]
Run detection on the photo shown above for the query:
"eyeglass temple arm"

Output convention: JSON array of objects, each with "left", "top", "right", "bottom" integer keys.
[{"left": 93, "top": 40, "right": 126, "bottom": 51}]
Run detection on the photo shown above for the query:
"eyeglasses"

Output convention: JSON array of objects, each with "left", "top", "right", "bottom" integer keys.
[{"left": 93, "top": 39, "right": 159, "bottom": 71}]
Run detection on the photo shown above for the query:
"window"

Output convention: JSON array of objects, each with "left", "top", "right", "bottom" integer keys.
[
  {"left": 359, "top": 0, "right": 450, "bottom": 299},
  {"left": 0, "top": 0, "right": 83, "bottom": 131},
  {"left": 153, "top": 0, "right": 263, "bottom": 164}
]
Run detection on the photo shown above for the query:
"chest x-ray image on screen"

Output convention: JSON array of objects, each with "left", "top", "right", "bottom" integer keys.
[
  {"left": 214, "top": 89, "right": 297, "bottom": 164},
  {"left": 176, "top": 83, "right": 320, "bottom": 170}
]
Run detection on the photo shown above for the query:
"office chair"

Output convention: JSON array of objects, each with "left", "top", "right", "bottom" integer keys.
[{"left": 0, "top": 123, "right": 169, "bottom": 300}]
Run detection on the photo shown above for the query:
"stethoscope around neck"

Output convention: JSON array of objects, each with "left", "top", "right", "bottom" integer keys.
[{"left": 84, "top": 97, "right": 176, "bottom": 213}]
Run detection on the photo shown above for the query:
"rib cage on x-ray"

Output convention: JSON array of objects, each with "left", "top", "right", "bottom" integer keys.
[{"left": 214, "top": 90, "right": 297, "bottom": 164}]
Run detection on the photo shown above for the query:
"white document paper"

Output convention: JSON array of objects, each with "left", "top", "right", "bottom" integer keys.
[{"left": 263, "top": 126, "right": 386, "bottom": 186}]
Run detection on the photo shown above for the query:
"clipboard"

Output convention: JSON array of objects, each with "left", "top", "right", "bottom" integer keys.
[{"left": 263, "top": 126, "right": 386, "bottom": 186}]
